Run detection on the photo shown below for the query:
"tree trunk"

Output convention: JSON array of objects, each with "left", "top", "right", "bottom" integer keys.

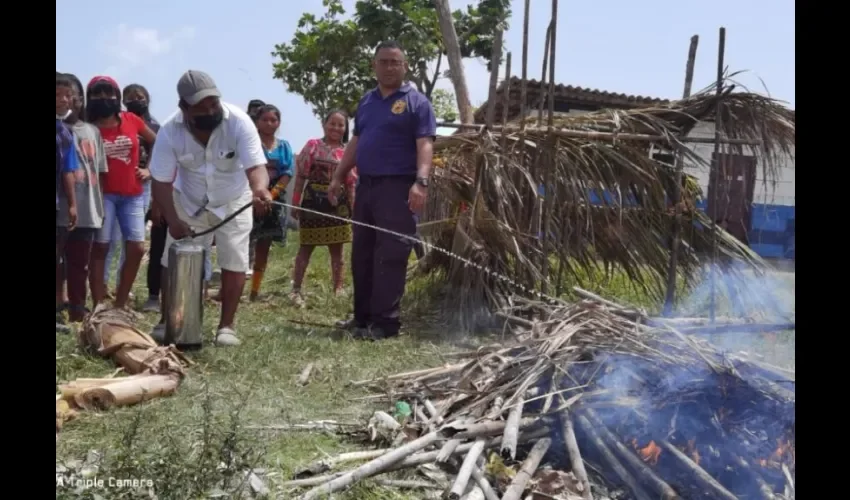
[{"left": 432, "top": 0, "right": 474, "bottom": 124}]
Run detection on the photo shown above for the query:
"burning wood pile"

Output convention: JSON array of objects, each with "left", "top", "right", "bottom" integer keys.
[
  {"left": 287, "top": 291, "right": 795, "bottom": 499},
  {"left": 56, "top": 306, "right": 193, "bottom": 439}
]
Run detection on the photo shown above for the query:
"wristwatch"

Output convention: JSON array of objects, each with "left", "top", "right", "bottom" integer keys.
[{"left": 415, "top": 176, "right": 429, "bottom": 187}]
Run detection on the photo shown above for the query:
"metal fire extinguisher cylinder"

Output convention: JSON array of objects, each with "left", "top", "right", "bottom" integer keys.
[{"left": 164, "top": 240, "right": 206, "bottom": 350}]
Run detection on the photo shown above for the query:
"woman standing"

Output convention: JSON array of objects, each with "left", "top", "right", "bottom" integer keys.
[
  {"left": 56, "top": 73, "right": 108, "bottom": 322},
  {"left": 248, "top": 105, "right": 294, "bottom": 301},
  {"left": 86, "top": 76, "right": 157, "bottom": 309},
  {"left": 103, "top": 83, "right": 160, "bottom": 305},
  {"left": 290, "top": 110, "right": 356, "bottom": 307}
]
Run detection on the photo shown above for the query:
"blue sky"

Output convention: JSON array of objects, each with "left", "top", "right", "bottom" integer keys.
[{"left": 56, "top": 0, "right": 794, "bottom": 151}]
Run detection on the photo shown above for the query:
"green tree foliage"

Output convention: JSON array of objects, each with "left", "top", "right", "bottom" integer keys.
[
  {"left": 431, "top": 89, "right": 458, "bottom": 122},
  {"left": 272, "top": 0, "right": 510, "bottom": 119}
]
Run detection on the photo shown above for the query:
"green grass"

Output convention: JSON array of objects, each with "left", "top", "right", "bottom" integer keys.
[{"left": 55, "top": 235, "right": 795, "bottom": 499}]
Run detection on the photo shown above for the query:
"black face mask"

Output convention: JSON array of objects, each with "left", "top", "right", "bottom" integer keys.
[
  {"left": 191, "top": 111, "right": 223, "bottom": 131},
  {"left": 125, "top": 100, "right": 148, "bottom": 117},
  {"left": 88, "top": 99, "right": 121, "bottom": 120}
]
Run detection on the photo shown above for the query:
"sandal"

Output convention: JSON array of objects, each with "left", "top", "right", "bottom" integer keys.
[{"left": 288, "top": 291, "right": 306, "bottom": 308}]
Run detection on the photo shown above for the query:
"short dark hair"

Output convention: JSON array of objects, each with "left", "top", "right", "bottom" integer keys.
[
  {"left": 63, "top": 73, "right": 87, "bottom": 122},
  {"left": 374, "top": 40, "right": 405, "bottom": 58},
  {"left": 247, "top": 99, "right": 265, "bottom": 110}
]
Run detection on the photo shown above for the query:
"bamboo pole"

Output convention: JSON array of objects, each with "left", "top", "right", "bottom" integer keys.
[
  {"left": 709, "top": 27, "right": 727, "bottom": 323},
  {"left": 540, "top": 0, "right": 558, "bottom": 296},
  {"left": 516, "top": 0, "right": 532, "bottom": 287},
  {"left": 662, "top": 34, "right": 700, "bottom": 316},
  {"left": 433, "top": 122, "right": 761, "bottom": 146},
  {"left": 500, "top": 52, "right": 512, "bottom": 152}
]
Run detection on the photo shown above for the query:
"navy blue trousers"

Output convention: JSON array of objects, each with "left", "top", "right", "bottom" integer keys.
[{"left": 352, "top": 175, "right": 416, "bottom": 334}]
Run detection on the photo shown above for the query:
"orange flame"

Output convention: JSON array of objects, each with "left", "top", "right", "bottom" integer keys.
[
  {"left": 635, "top": 440, "right": 661, "bottom": 466},
  {"left": 757, "top": 438, "right": 795, "bottom": 469},
  {"left": 686, "top": 439, "right": 701, "bottom": 465}
]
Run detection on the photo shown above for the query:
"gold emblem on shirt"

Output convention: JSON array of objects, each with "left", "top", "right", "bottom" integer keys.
[{"left": 391, "top": 99, "right": 407, "bottom": 115}]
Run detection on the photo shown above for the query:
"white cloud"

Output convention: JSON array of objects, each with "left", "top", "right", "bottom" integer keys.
[{"left": 98, "top": 24, "right": 196, "bottom": 77}]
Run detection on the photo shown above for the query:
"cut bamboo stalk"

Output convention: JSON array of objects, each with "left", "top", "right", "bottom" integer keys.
[
  {"left": 461, "top": 485, "right": 486, "bottom": 500},
  {"left": 300, "top": 430, "right": 443, "bottom": 499},
  {"left": 575, "top": 414, "right": 653, "bottom": 500},
  {"left": 373, "top": 479, "right": 441, "bottom": 490},
  {"left": 501, "top": 395, "right": 525, "bottom": 459},
  {"left": 472, "top": 456, "right": 501, "bottom": 500},
  {"left": 449, "top": 439, "right": 487, "bottom": 499},
  {"left": 501, "top": 437, "right": 552, "bottom": 500},
  {"left": 584, "top": 410, "right": 680, "bottom": 499},
  {"left": 433, "top": 122, "right": 762, "bottom": 145},
  {"left": 561, "top": 411, "right": 592, "bottom": 500},
  {"left": 349, "top": 364, "right": 462, "bottom": 386},
  {"left": 663, "top": 34, "right": 700, "bottom": 316},
  {"left": 731, "top": 453, "right": 776, "bottom": 500},
  {"left": 437, "top": 439, "right": 462, "bottom": 463},
  {"left": 284, "top": 427, "right": 552, "bottom": 489},
  {"left": 293, "top": 449, "right": 391, "bottom": 479},
  {"left": 659, "top": 440, "right": 737, "bottom": 500},
  {"left": 708, "top": 26, "right": 728, "bottom": 323}
]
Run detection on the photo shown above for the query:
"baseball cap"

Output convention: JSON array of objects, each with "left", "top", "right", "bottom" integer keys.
[{"left": 177, "top": 70, "right": 222, "bottom": 106}]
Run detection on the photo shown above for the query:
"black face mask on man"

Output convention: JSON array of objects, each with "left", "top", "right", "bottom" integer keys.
[
  {"left": 124, "top": 100, "right": 148, "bottom": 117},
  {"left": 191, "top": 110, "right": 223, "bottom": 131},
  {"left": 88, "top": 99, "right": 121, "bottom": 120}
]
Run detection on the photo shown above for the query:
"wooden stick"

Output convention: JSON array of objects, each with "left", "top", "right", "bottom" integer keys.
[
  {"left": 461, "top": 486, "right": 485, "bottom": 500},
  {"left": 731, "top": 454, "right": 776, "bottom": 500},
  {"left": 434, "top": 122, "right": 762, "bottom": 145},
  {"left": 300, "top": 430, "right": 443, "bottom": 499},
  {"left": 373, "top": 479, "right": 441, "bottom": 490},
  {"left": 659, "top": 440, "right": 737, "bottom": 500},
  {"left": 297, "top": 363, "right": 314, "bottom": 386},
  {"left": 349, "top": 364, "right": 463, "bottom": 386},
  {"left": 437, "top": 438, "right": 462, "bottom": 463},
  {"left": 245, "top": 421, "right": 356, "bottom": 432},
  {"left": 663, "top": 33, "right": 700, "bottom": 316},
  {"left": 561, "top": 411, "right": 592, "bottom": 500},
  {"left": 471, "top": 456, "right": 501, "bottom": 500},
  {"left": 584, "top": 410, "right": 680, "bottom": 499},
  {"left": 708, "top": 26, "right": 728, "bottom": 323},
  {"left": 501, "top": 437, "right": 552, "bottom": 500},
  {"left": 449, "top": 439, "right": 487, "bottom": 499},
  {"left": 575, "top": 414, "right": 653, "bottom": 500},
  {"left": 286, "top": 427, "right": 553, "bottom": 489},
  {"left": 293, "top": 449, "right": 391, "bottom": 479},
  {"left": 501, "top": 395, "right": 525, "bottom": 459}
]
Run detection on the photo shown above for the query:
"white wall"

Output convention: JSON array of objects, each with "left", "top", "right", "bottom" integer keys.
[{"left": 682, "top": 121, "right": 795, "bottom": 207}]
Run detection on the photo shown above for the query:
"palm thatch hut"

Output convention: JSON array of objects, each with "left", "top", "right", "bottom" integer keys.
[{"left": 417, "top": 77, "right": 795, "bottom": 323}]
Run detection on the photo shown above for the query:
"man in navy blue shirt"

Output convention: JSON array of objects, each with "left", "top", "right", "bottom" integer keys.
[{"left": 328, "top": 40, "right": 437, "bottom": 340}]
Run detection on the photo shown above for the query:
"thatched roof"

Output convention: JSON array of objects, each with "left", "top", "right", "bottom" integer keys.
[{"left": 422, "top": 78, "right": 795, "bottom": 320}]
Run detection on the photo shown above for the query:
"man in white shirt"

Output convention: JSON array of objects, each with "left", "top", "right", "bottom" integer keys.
[{"left": 149, "top": 70, "right": 272, "bottom": 347}]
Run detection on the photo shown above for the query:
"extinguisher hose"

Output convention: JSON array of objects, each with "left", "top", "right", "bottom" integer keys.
[{"left": 186, "top": 201, "right": 255, "bottom": 239}]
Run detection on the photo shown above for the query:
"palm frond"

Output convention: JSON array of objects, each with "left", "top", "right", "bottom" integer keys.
[{"left": 420, "top": 79, "right": 795, "bottom": 318}]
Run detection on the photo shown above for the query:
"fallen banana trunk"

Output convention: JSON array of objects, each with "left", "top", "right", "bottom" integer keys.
[
  {"left": 66, "top": 373, "right": 182, "bottom": 411},
  {"left": 78, "top": 304, "right": 193, "bottom": 375},
  {"left": 57, "top": 305, "right": 193, "bottom": 438}
]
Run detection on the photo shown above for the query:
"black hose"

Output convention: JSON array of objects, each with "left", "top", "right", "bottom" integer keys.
[{"left": 189, "top": 201, "right": 255, "bottom": 238}]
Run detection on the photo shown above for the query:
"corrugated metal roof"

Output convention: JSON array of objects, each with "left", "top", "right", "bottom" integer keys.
[{"left": 473, "top": 76, "right": 670, "bottom": 124}]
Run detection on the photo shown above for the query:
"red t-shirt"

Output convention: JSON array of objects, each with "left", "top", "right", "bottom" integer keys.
[{"left": 99, "top": 112, "right": 146, "bottom": 196}]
